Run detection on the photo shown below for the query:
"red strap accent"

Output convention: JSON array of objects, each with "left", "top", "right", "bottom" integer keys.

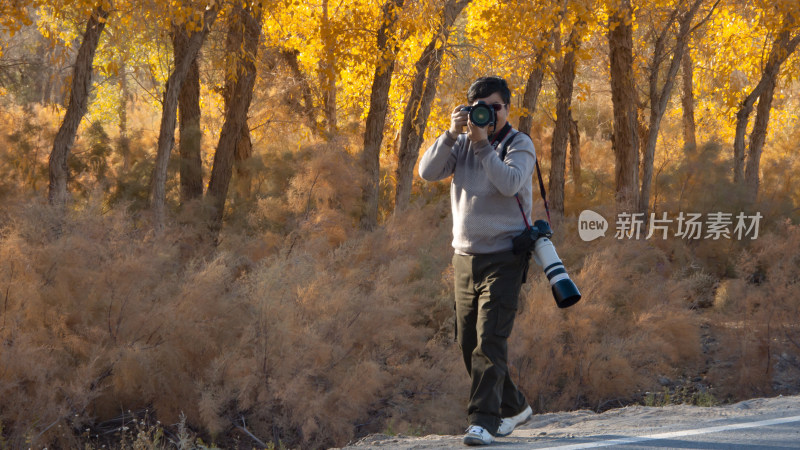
[
  {"left": 491, "top": 123, "right": 513, "bottom": 148},
  {"left": 514, "top": 194, "right": 531, "bottom": 228}
]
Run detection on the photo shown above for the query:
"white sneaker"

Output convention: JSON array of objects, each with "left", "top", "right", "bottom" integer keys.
[
  {"left": 463, "top": 425, "right": 495, "bottom": 446},
  {"left": 496, "top": 405, "right": 532, "bottom": 437}
]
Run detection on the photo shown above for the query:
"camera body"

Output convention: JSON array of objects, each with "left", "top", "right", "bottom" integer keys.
[
  {"left": 462, "top": 101, "right": 496, "bottom": 128},
  {"left": 513, "top": 220, "right": 581, "bottom": 309},
  {"left": 512, "top": 219, "right": 552, "bottom": 253}
]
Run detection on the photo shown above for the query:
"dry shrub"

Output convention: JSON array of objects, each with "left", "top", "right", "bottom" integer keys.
[
  {"left": 243, "top": 139, "right": 363, "bottom": 257},
  {"left": 510, "top": 237, "right": 704, "bottom": 412},
  {"left": 0, "top": 204, "right": 169, "bottom": 447},
  {"left": 3, "top": 176, "right": 800, "bottom": 449},
  {"left": 0, "top": 196, "right": 467, "bottom": 449},
  {"left": 226, "top": 200, "right": 467, "bottom": 448},
  {"left": 563, "top": 140, "right": 618, "bottom": 215},
  {"left": 0, "top": 104, "right": 58, "bottom": 199},
  {"left": 0, "top": 102, "right": 161, "bottom": 210},
  {"left": 707, "top": 219, "right": 800, "bottom": 399},
  {"left": 0, "top": 201, "right": 268, "bottom": 446}
]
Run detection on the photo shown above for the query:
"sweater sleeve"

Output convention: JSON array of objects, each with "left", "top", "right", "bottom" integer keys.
[
  {"left": 473, "top": 133, "right": 536, "bottom": 196},
  {"left": 418, "top": 132, "right": 460, "bottom": 181}
]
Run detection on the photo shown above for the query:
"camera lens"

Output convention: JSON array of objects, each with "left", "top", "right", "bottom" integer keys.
[
  {"left": 533, "top": 237, "right": 581, "bottom": 308},
  {"left": 469, "top": 104, "right": 493, "bottom": 127}
]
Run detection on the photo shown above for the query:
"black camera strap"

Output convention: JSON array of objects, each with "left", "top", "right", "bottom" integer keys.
[
  {"left": 499, "top": 131, "right": 551, "bottom": 225},
  {"left": 490, "top": 122, "right": 513, "bottom": 148}
]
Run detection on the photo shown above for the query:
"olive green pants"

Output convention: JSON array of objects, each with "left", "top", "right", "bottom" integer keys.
[{"left": 453, "top": 250, "right": 529, "bottom": 435}]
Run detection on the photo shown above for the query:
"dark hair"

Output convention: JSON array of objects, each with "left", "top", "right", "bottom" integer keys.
[{"left": 467, "top": 76, "right": 511, "bottom": 105}]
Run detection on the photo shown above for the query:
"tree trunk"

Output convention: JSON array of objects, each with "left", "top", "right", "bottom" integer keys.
[
  {"left": 48, "top": 6, "right": 108, "bottom": 207},
  {"left": 733, "top": 24, "right": 800, "bottom": 183},
  {"left": 282, "top": 49, "right": 320, "bottom": 135},
  {"left": 569, "top": 111, "right": 581, "bottom": 195},
  {"left": 639, "top": 0, "right": 702, "bottom": 215},
  {"left": 518, "top": 49, "right": 554, "bottom": 136},
  {"left": 150, "top": 7, "right": 218, "bottom": 232},
  {"left": 175, "top": 29, "right": 204, "bottom": 203},
  {"left": 319, "top": 0, "right": 337, "bottom": 135},
  {"left": 549, "top": 25, "right": 581, "bottom": 216},
  {"left": 360, "top": 0, "right": 405, "bottom": 230},
  {"left": 393, "top": 38, "right": 436, "bottom": 211},
  {"left": 118, "top": 56, "right": 131, "bottom": 171},
  {"left": 33, "top": 42, "right": 48, "bottom": 104},
  {"left": 608, "top": 0, "right": 640, "bottom": 210},
  {"left": 517, "top": 69, "right": 544, "bottom": 136},
  {"left": 733, "top": 26, "right": 800, "bottom": 186},
  {"left": 681, "top": 46, "right": 697, "bottom": 154},
  {"left": 41, "top": 46, "right": 54, "bottom": 105},
  {"left": 518, "top": 23, "right": 560, "bottom": 135},
  {"left": 733, "top": 98, "right": 755, "bottom": 184},
  {"left": 234, "top": 124, "right": 253, "bottom": 201},
  {"left": 743, "top": 70, "right": 776, "bottom": 203},
  {"left": 206, "top": 3, "right": 262, "bottom": 235},
  {"left": 394, "top": 0, "right": 469, "bottom": 210}
]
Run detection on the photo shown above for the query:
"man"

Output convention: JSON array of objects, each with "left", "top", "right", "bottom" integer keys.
[{"left": 418, "top": 76, "right": 535, "bottom": 445}]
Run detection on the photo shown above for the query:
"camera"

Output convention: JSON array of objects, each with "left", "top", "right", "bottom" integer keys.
[
  {"left": 462, "top": 101, "right": 496, "bottom": 128},
  {"left": 513, "top": 220, "right": 581, "bottom": 308}
]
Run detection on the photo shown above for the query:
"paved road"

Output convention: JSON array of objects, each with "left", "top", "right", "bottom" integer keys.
[
  {"left": 515, "top": 412, "right": 800, "bottom": 449},
  {"left": 345, "top": 395, "right": 800, "bottom": 449}
]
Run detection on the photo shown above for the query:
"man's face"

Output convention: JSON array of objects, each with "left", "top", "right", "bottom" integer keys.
[{"left": 471, "top": 92, "right": 509, "bottom": 132}]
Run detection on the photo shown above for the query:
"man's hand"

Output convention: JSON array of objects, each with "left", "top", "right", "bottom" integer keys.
[
  {"left": 467, "top": 119, "right": 488, "bottom": 143},
  {"left": 449, "top": 105, "right": 468, "bottom": 137}
]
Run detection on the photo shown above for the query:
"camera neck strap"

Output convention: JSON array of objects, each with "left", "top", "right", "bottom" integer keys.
[
  {"left": 499, "top": 131, "right": 551, "bottom": 225},
  {"left": 490, "top": 122, "right": 513, "bottom": 147}
]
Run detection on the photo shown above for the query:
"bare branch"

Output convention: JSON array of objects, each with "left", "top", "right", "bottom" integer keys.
[{"left": 690, "top": 0, "right": 722, "bottom": 35}]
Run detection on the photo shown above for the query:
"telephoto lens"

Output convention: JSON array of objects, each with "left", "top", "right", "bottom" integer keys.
[{"left": 532, "top": 236, "right": 581, "bottom": 308}]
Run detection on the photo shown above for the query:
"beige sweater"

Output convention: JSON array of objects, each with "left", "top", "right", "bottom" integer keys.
[{"left": 418, "top": 127, "right": 536, "bottom": 255}]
